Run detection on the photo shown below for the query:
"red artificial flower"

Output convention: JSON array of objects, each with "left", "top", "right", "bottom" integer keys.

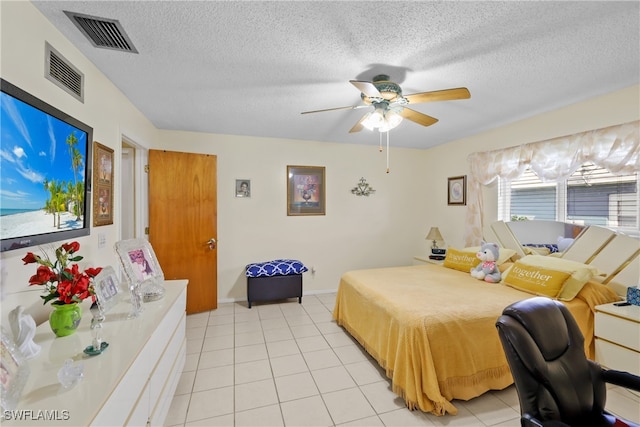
[
  {"left": 84, "top": 267, "right": 103, "bottom": 277},
  {"left": 57, "top": 281, "right": 74, "bottom": 304},
  {"left": 24, "top": 241, "right": 102, "bottom": 306},
  {"left": 22, "top": 252, "right": 39, "bottom": 264},
  {"left": 28, "top": 265, "right": 56, "bottom": 286},
  {"left": 61, "top": 241, "right": 80, "bottom": 253}
]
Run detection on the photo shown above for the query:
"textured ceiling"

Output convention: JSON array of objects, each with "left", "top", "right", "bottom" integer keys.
[{"left": 32, "top": 1, "right": 640, "bottom": 149}]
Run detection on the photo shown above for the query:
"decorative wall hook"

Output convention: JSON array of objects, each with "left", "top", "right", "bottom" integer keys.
[{"left": 351, "top": 177, "right": 376, "bottom": 196}]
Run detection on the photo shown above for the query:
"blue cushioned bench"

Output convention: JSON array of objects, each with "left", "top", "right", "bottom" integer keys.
[{"left": 245, "top": 259, "right": 308, "bottom": 308}]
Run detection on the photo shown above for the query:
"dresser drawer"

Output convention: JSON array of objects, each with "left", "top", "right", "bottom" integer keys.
[
  {"left": 595, "top": 338, "right": 640, "bottom": 375},
  {"left": 595, "top": 312, "right": 640, "bottom": 352}
]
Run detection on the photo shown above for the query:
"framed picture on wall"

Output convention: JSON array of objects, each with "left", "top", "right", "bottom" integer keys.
[
  {"left": 93, "top": 141, "right": 114, "bottom": 226},
  {"left": 235, "top": 179, "right": 251, "bottom": 198},
  {"left": 287, "top": 165, "right": 326, "bottom": 216},
  {"left": 448, "top": 175, "right": 467, "bottom": 206}
]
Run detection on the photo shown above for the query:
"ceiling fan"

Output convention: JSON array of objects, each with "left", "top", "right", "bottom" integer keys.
[{"left": 301, "top": 74, "right": 471, "bottom": 133}]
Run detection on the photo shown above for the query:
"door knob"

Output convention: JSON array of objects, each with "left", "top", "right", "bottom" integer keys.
[{"left": 207, "top": 238, "right": 217, "bottom": 250}]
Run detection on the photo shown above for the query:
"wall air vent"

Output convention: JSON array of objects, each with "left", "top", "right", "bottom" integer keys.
[
  {"left": 45, "top": 42, "right": 84, "bottom": 103},
  {"left": 64, "top": 11, "right": 138, "bottom": 54}
]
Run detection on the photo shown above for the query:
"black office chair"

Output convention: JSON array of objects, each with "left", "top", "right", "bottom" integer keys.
[{"left": 495, "top": 296, "right": 640, "bottom": 427}]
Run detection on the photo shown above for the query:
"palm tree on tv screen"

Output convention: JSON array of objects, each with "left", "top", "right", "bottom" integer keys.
[{"left": 66, "top": 132, "right": 84, "bottom": 221}]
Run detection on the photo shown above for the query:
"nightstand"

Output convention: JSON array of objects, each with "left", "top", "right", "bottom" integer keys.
[
  {"left": 594, "top": 302, "right": 640, "bottom": 375},
  {"left": 413, "top": 256, "right": 444, "bottom": 266}
]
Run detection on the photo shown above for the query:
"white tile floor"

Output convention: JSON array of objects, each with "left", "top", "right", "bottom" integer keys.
[{"left": 166, "top": 293, "right": 640, "bottom": 427}]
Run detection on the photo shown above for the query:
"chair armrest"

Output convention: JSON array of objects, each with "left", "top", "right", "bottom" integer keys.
[
  {"left": 522, "top": 413, "right": 544, "bottom": 427},
  {"left": 522, "top": 413, "right": 572, "bottom": 427},
  {"left": 602, "top": 369, "right": 640, "bottom": 392}
]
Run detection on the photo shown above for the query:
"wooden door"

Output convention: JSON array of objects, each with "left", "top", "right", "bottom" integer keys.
[{"left": 148, "top": 150, "right": 217, "bottom": 314}]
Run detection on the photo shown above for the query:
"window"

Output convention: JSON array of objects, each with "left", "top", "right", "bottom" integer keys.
[{"left": 499, "top": 163, "right": 639, "bottom": 236}]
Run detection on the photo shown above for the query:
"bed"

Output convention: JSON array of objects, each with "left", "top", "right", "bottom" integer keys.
[{"left": 332, "top": 227, "right": 637, "bottom": 416}]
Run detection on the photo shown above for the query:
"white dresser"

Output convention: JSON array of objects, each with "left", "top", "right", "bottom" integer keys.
[
  {"left": 594, "top": 302, "right": 640, "bottom": 375},
  {"left": 4, "top": 279, "right": 187, "bottom": 426}
]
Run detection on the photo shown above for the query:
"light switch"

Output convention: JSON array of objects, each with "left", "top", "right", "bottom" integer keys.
[{"left": 98, "top": 233, "right": 106, "bottom": 249}]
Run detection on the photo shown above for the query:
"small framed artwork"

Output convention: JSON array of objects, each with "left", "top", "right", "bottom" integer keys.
[
  {"left": 1, "top": 330, "right": 29, "bottom": 411},
  {"left": 287, "top": 165, "right": 326, "bottom": 216},
  {"left": 448, "top": 175, "right": 467, "bottom": 206},
  {"left": 93, "top": 141, "right": 114, "bottom": 226},
  {"left": 92, "top": 265, "right": 121, "bottom": 314},
  {"left": 115, "top": 238, "right": 165, "bottom": 302},
  {"left": 235, "top": 179, "right": 251, "bottom": 198}
]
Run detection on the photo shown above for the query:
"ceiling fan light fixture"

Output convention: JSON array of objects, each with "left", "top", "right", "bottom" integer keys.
[
  {"left": 383, "top": 109, "right": 403, "bottom": 130},
  {"left": 362, "top": 106, "right": 385, "bottom": 130},
  {"left": 363, "top": 106, "right": 403, "bottom": 133}
]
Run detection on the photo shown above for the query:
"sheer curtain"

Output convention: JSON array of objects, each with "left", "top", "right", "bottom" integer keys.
[{"left": 464, "top": 120, "right": 640, "bottom": 246}]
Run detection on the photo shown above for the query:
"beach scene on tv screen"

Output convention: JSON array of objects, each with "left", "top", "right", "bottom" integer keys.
[{"left": 0, "top": 91, "right": 88, "bottom": 240}]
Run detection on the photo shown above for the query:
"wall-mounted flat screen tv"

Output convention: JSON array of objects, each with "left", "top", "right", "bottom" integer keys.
[{"left": 1, "top": 78, "right": 92, "bottom": 252}]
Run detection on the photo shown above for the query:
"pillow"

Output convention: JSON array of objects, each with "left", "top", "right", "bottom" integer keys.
[
  {"left": 443, "top": 246, "right": 517, "bottom": 272},
  {"left": 523, "top": 246, "right": 551, "bottom": 256},
  {"left": 502, "top": 261, "right": 571, "bottom": 298},
  {"left": 443, "top": 248, "right": 479, "bottom": 272},
  {"left": 557, "top": 237, "right": 574, "bottom": 252},
  {"left": 498, "top": 261, "right": 514, "bottom": 273},
  {"left": 502, "top": 255, "right": 599, "bottom": 300}
]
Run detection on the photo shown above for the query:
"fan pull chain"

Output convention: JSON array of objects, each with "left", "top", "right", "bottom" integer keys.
[
  {"left": 379, "top": 132, "right": 383, "bottom": 152},
  {"left": 386, "top": 131, "right": 390, "bottom": 173}
]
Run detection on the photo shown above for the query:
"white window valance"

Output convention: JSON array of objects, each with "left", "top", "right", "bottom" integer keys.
[{"left": 464, "top": 120, "right": 640, "bottom": 246}]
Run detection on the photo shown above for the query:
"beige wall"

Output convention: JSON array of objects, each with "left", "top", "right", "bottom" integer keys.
[
  {"left": 1, "top": 1, "right": 638, "bottom": 324},
  {"left": 425, "top": 86, "right": 640, "bottom": 248},
  {"left": 1, "top": 1, "right": 159, "bottom": 323},
  {"left": 153, "top": 132, "right": 430, "bottom": 302},
  {"left": 0, "top": 2, "right": 430, "bottom": 322}
]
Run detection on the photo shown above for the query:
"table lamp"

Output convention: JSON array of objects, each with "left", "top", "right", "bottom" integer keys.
[{"left": 426, "top": 227, "right": 444, "bottom": 249}]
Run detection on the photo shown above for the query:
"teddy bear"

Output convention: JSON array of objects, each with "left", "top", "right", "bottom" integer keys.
[{"left": 470, "top": 242, "right": 502, "bottom": 283}]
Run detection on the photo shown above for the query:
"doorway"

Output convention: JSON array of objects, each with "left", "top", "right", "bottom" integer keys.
[
  {"left": 148, "top": 149, "right": 218, "bottom": 314},
  {"left": 120, "top": 138, "right": 148, "bottom": 241}
]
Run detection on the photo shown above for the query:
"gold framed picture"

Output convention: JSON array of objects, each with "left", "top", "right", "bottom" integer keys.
[
  {"left": 287, "top": 165, "right": 326, "bottom": 216},
  {"left": 448, "top": 175, "right": 467, "bottom": 206},
  {"left": 93, "top": 141, "right": 114, "bottom": 226}
]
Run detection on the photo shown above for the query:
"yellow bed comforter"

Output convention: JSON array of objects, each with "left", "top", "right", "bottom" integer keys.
[{"left": 332, "top": 264, "right": 620, "bottom": 416}]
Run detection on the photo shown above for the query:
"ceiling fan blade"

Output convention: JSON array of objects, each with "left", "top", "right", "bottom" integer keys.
[
  {"left": 349, "top": 80, "right": 382, "bottom": 98},
  {"left": 301, "top": 105, "right": 366, "bottom": 114},
  {"left": 404, "top": 87, "right": 471, "bottom": 104},
  {"left": 348, "top": 114, "right": 368, "bottom": 133},
  {"left": 399, "top": 108, "right": 439, "bottom": 127}
]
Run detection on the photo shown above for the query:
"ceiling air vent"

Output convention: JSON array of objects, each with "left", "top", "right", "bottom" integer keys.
[
  {"left": 45, "top": 42, "right": 84, "bottom": 103},
  {"left": 64, "top": 11, "right": 138, "bottom": 54}
]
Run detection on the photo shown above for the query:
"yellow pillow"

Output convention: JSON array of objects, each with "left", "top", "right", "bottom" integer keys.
[
  {"left": 502, "top": 261, "right": 571, "bottom": 297},
  {"left": 443, "top": 246, "right": 517, "bottom": 273},
  {"left": 503, "top": 255, "right": 599, "bottom": 301},
  {"left": 443, "top": 248, "right": 480, "bottom": 272},
  {"left": 523, "top": 246, "right": 551, "bottom": 256}
]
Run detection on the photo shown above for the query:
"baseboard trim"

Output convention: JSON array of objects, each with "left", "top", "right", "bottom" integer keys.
[{"left": 218, "top": 288, "right": 337, "bottom": 304}]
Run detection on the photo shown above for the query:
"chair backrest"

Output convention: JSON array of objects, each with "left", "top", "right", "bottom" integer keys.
[{"left": 496, "top": 297, "right": 609, "bottom": 425}]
